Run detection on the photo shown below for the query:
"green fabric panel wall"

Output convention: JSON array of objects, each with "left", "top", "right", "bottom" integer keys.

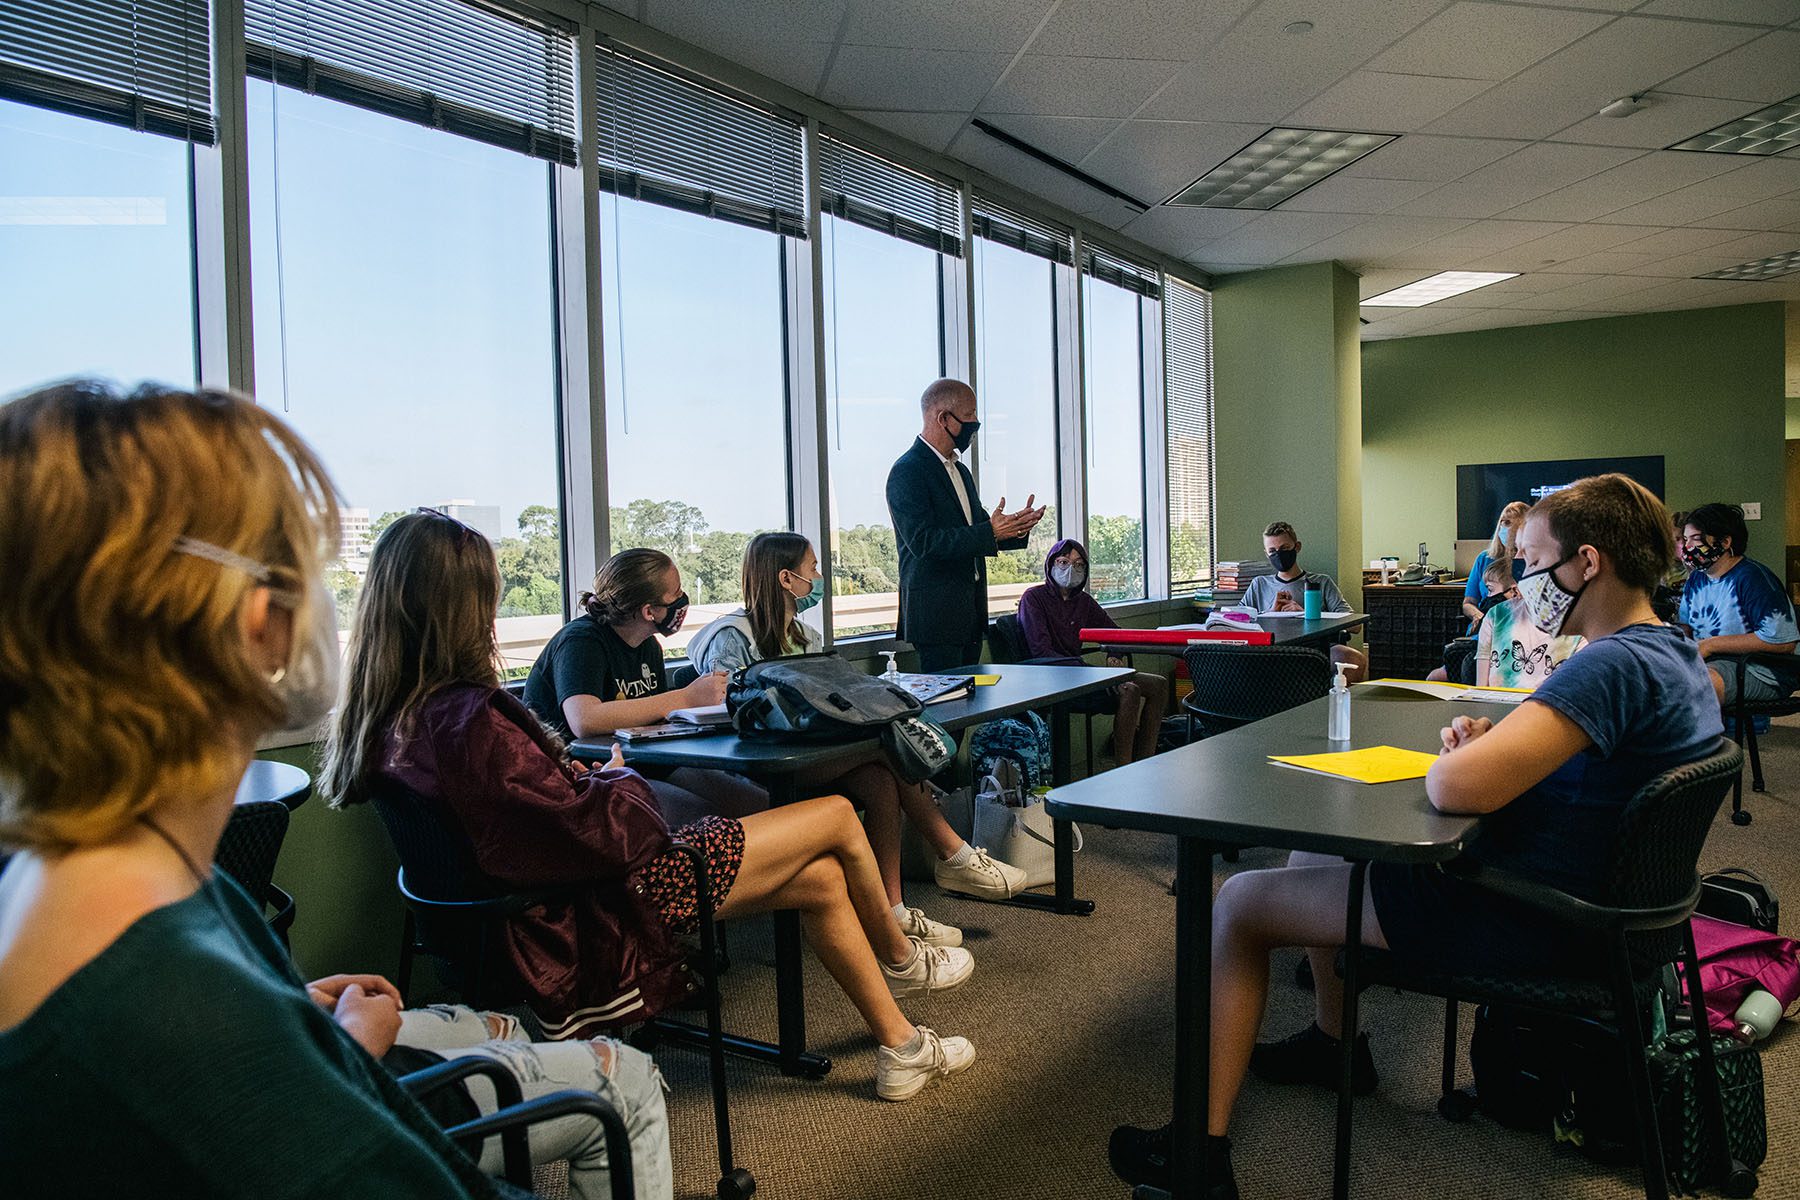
[{"left": 1363, "top": 302, "right": 1788, "bottom": 572}]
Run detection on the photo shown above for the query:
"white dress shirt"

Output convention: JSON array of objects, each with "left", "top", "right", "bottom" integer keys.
[{"left": 920, "top": 436, "right": 973, "bottom": 524}]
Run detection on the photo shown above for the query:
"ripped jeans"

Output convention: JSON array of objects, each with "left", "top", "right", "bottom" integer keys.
[{"left": 396, "top": 1005, "right": 673, "bottom": 1200}]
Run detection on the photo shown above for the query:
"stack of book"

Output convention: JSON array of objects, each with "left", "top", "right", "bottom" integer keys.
[{"left": 1214, "top": 560, "right": 1273, "bottom": 591}]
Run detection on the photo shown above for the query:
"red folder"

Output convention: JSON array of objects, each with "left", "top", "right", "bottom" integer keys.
[{"left": 1080, "top": 626, "right": 1274, "bottom": 647}]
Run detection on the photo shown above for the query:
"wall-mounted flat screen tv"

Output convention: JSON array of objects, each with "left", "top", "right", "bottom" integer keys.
[{"left": 1457, "top": 455, "right": 1665, "bottom": 540}]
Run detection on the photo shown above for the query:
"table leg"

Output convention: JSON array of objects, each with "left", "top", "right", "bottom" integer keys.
[
  {"left": 994, "top": 700, "right": 1096, "bottom": 916},
  {"left": 769, "top": 775, "right": 819, "bottom": 1077},
  {"left": 1333, "top": 861, "right": 1369, "bottom": 1200},
  {"left": 1135, "top": 835, "right": 1213, "bottom": 1200}
]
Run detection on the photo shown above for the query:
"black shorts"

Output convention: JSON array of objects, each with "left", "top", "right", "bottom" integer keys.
[{"left": 1369, "top": 860, "right": 1592, "bottom": 978}]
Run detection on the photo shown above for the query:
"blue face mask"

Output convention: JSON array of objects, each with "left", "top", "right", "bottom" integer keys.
[
  {"left": 1498, "top": 526, "right": 1511, "bottom": 548},
  {"left": 788, "top": 571, "right": 824, "bottom": 613}
]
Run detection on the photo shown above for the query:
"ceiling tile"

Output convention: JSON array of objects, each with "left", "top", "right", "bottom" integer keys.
[
  {"left": 1140, "top": 0, "right": 1453, "bottom": 124},
  {"left": 1424, "top": 17, "right": 1763, "bottom": 140},
  {"left": 1120, "top": 206, "right": 1262, "bottom": 257},
  {"left": 1528, "top": 273, "right": 1664, "bottom": 304},
  {"left": 1611, "top": 225, "right": 1750, "bottom": 255},
  {"left": 1277, "top": 174, "right": 1444, "bottom": 214},
  {"left": 973, "top": 114, "right": 1123, "bottom": 164},
  {"left": 1079, "top": 120, "right": 1270, "bottom": 204},
  {"left": 1701, "top": 195, "right": 1800, "bottom": 231},
  {"left": 1277, "top": 215, "right": 1474, "bottom": 263},
  {"left": 843, "top": 110, "right": 969, "bottom": 154},
  {"left": 1600, "top": 157, "right": 1800, "bottom": 224},
  {"left": 1551, "top": 93, "right": 1766, "bottom": 149},
  {"left": 1193, "top": 211, "right": 1372, "bottom": 264},
  {"left": 822, "top": 46, "right": 1014, "bottom": 111},
  {"left": 982, "top": 54, "right": 1186, "bottom": 118},
  {"left": 1367, "top": 2, "right": 1613, "bottom": 80},
  {"left": 1505, "top": 222, "right": 1669, "bottom": 259},
  {"left": 1390, "top": 142, "right": 1642, "bottom": 218},
  {"left": 839, "top": 0, "right": 1055, "bottom": 51},
  {"left": 1285, "top": 71, "right": 1494, "bottom": 132},
  {"left": 948, "top": 127, "right": 1120, "bottom": 218},
  {"left": 1660, "top": 31, "right": 1800, "bottom": 101},
  {"left": 1025, "top": 0, "right": 1259, "bottom": 60},
  {"left": 715, "top": 40, "right": 835, "bottom": 95},
  {"left": 1497, "top": 150, "right": 1743, "bottom": 221},
  {"left": 1338, "top": 135, "right": 1530, "bottom": 182},
  {"left": 1410, "top": 219, "right": 1574, "bottom": 250},
  {"left": 1697, "top": 230, "right": 1800, "bottom": 259},
  {"left": 1357, "top": 268, "right": 1439, "bottom": 298},
  {"left": 1542, "top": 250, "right": 1665, "bottom": 273},
  {"left": 1634, "top": 0, "right": 1800, "bottom": 25},
  {"left": 645, "top": 0, "right": 847, "bottom": 46}
]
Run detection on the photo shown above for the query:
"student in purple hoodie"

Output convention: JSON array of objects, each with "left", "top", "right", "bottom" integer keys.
[{"left": 1016, "top": 538, "right": 1171, "bottom": 765}]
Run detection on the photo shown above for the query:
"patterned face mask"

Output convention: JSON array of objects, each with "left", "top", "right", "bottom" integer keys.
[
  {"left": 1681, "top": 538, "right": 1724, "bottom": 570},
  {"left": 1515, "top": 553, "right": 1586, "bottom": 637}
]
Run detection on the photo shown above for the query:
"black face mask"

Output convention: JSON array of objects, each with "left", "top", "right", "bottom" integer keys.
[
  {"left": 652, "top": 592, "right": 689, "bottom": 637},
  {"left": 945, "top": 413, "right": 979, "bottom": 453},
  {"left": 1268, "top": 547, "right": 1298, "bottom": 573}
]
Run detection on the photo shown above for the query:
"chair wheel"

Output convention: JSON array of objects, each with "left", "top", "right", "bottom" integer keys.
[
  {"left": 1722, "top": 1161, "right": 1757, "bottom": 1198},
  {"left": 1437, "top": 1090, "right": 1478, "bottom": 1123},
  {"left": 1731, "top": 809, "right": 1752, "bottom": 827},
  {"left": 718, "top": 1167, "right": 757, "bottom": 1199}
]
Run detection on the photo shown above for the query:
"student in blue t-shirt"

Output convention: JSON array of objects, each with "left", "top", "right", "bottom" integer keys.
[
  {"left": 1108, "top": 473, "right": 1722, "bottom": 1197},
  {"left": 1677, "top": 502, "right": 1800, "bottom": 706}
]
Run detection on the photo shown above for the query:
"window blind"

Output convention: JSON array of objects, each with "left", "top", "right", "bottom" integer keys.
[
  {"left": 245, "top": 0, "right": 578, "bottom": 165},
  {"left": 1164, "top": 275, "right": 1215, "bottom": 593},
  {"left": 972, "top": 195, "right": 1072, "bottom": 266},
  {"left": 593, "top": 44, "right": 806, "bottom": 238},
  {"left": 0, "top": 0, "right": 214, "bottom": 142},
  {"left": 1084, "top": 241, "right": 1162, "bottom": 301},
  {"left": 819, "top": 134, "right": 963, "bottom": 257}
]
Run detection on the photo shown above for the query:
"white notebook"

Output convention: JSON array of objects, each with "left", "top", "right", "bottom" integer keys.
[{"left": 668, "top": 703, "right": 731, "bottom": 726}]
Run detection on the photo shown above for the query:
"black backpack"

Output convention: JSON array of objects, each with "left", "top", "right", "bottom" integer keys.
[
  {"left": 1697, "top": 869, "right": 1779, "bottom": 934},
  {"left": 726, "top": 653, "right": 955, "bottom": 783}
]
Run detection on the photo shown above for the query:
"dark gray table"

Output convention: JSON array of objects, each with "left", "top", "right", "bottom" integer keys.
[
  {"left": 1082, "top": 612, "right": 1369, "bottom": 658},
  {"left": 1046, "top": 693, "right": 1506, "bottom": 1200},
  {"left": 570, "top": 661, "right": 1129, "bottom": 1077},
  {"left": 236, "top": 759, "right": 311, "bottom": 810}
]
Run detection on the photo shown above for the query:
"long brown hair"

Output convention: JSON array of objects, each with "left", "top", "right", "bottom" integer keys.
[
  {"left": 319, "top": 510, "right": 501, "bottom": 807},
  {"left": 742, "top": 532, "right": 811, "bottom": 660},
  {"left": 582, "top": 547, "right": 675, "bottom": 626}
]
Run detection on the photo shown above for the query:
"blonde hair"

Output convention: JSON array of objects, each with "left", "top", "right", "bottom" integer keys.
[
  {"left": 0, "top": 380, "right": 337, "bottom": 851},
  {"left": 319, "top": 510, "right": 502, "bottom": 807},
  {"left": 1487, "top": 501, "right": 1530, "bottom": 564}
]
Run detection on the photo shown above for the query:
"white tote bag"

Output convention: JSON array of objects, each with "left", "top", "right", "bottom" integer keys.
[{"left": 971, "top": 760, "right": 1081, "bottom": 891}]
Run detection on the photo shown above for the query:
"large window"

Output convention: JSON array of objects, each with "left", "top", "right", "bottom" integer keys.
[
  {"left": 0, "top": 99, "right": 197, "bottom": 396},
  {"left": 247, "top": 82, "right": 565, "bottom": 669},
  {"left": 1082, "top": 268, "right": 1152, "bottom": 603},
  {"left": 973, "top": 206, "right": 1065, "bottom": 615},
  {"left": 601, "top": 196, "right": 790, "bottom": 652},
  {"left": 1165, "top": 277, "right": 1216, "bottom": 594}
]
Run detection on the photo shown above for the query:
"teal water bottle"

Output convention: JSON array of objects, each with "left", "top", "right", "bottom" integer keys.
[{"left": 1303, "top": 581, "right": 1323, "bottom": 620}]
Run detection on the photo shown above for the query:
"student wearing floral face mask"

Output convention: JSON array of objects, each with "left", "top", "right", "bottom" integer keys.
[{"left": 1677, "top": 502, "right": 1800, "bottom": 705}]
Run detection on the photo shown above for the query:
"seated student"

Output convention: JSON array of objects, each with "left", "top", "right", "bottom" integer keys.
[
  {"left": 1473, "top": 556, "right": 1581, "bottom": 690},
  {"left": 1240, "top": 521, "right": 1367, "bottom": 683},
  {"left": 1015, "top": 537, "right": 1172, "bottom": 765},
  {"left": 687, "top": 533, "right": 1025, "bottom": 921},
  {"left": 524, "top": 547, "right": 767, "bottom": 827},
  {"left": 0, "top": 380, "right": 662, "bottom": 1198},
  {"left": 322, "top": 513, "right": 978, "bottom": 1101},
  {"left": 1108, "top": 473, "right": 1722, "bottom": 1195},
  {"left": 1462, "top": 501, "right": 1529, "bottom": 633},
  {"left": 1677, "top": 502, "right": 1800, "bottom": 706}
]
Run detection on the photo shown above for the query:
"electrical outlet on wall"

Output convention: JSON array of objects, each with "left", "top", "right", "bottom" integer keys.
[{"left": 1743, "top": 502, "right": 1762, "bottom": 520}]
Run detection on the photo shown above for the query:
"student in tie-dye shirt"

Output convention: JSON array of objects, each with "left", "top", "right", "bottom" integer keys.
[{"left": 1677, "top": 502, "right": 1800, "bottom": 705}]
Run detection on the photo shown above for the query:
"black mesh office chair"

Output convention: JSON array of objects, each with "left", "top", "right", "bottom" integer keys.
[
  {"left": 1352, "top": 740, "right": 1754, "bottom": 1200},
  {"left": 1715, "top": 655, "right": 1800, "bottom": 827},
  {"left": 987, "top": 614, "right": 1114, "bottom": 776},
  {"left": 1180, "top": 643, "right": 1333, "bottom": 742},
  {"left": 215, "top": 798, "right": 298, "bottom": 945},
  {"left": 369, "top": 782, "right": 754, "bottom": 1200}
]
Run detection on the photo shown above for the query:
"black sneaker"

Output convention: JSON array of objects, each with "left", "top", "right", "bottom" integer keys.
[
  {"left": 1249, "top": 1022, "right": 1378, "bottom": 1096},
  {"left": 1107, "top": 1124, "right": 1238, "bottom": 1198}
]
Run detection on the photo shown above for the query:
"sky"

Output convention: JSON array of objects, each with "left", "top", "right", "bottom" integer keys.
[{"left": 1, "top": 88, "right": 1150, "bottom": 544}]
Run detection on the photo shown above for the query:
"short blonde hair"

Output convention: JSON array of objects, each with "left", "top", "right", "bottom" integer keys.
[{"left": 0, "top": 381, "right": 338, "bottom": 851}]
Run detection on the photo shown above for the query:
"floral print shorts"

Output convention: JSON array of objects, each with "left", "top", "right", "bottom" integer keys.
[{"left": 635, "top": 816, "right": 746, "bottom": 933}]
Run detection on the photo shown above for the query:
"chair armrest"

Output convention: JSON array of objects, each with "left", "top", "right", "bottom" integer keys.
[
  {"left": 266, "top": 883, "right": 295, "bottom": 937},
  {"left": 396, "top": 868, "right": 568, "bottom": 917},
  {"left": 398, "top": 1056, "right": 529, "bottom": 1184},
  {"left": 1441, "top": 859, "right": 1698, "bottom": 934},
  {"left": 447, "top": 1091, "right": 636, "bottom": 1200}
]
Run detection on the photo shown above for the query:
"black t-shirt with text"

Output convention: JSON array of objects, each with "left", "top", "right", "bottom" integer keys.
[{"left": 523, "top": 614, "right": 666, "bottom": 739}]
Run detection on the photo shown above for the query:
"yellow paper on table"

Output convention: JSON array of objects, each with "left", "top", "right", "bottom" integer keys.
[
  {"left": 1268, "top": 745, "right": 1438, "bottom": 784},
  {"left": 971, "top": 675, "right": 1001, "bottom": 686}
]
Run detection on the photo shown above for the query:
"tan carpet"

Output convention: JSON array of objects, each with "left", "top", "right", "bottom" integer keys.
[{"left": 659, "top": 720, "right": 1800, "bottom": 1200}]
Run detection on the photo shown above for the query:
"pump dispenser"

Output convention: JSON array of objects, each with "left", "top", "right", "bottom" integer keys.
[
  {"left": 880, "top": 651, "right": 900, "bottom": 680},
  {"left": 1328, "top": 663, "right": 1353, "bottom": 742}
]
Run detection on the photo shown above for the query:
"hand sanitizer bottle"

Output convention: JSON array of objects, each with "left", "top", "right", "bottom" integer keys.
[
  {"left": 881, "top": 650, "right": 900, "bottom": 680},
  {"left": 1327, "top": 663, "right": 1352, "bottom": 742}
]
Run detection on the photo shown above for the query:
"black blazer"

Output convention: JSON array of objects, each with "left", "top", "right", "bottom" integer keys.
[{"left": 885, "top": 437, "right": 1028, "bottom": 646}]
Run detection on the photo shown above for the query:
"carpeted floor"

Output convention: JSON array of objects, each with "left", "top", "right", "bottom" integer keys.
[{"left": 656, "top": 718, "right": 1800, "bottom": 1200}]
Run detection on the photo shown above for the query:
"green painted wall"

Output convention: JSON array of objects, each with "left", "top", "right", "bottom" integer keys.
[
  {"left": 1364, "top": 302, "right": 1788, "bottom": 572},
  {"left": 1213, "top": 262, "right": 1363, "bottom": 600},
  {"left": 1786, "top": 395, "right": 1800, "bottom": 440}
]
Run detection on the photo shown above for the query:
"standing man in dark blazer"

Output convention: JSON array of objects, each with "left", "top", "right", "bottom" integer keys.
[{"left": 886, "top": 378, "right": 1045, "bottom": 671}]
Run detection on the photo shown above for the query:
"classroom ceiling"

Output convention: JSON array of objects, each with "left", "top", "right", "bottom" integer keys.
[{"left": 598, "top": 0, "right": 1800, "bottom": 340}]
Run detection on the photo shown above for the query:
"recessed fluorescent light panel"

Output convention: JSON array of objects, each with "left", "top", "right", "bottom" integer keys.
[
  {"left": 1166, "top": 128, "right": 1396, "bottom": 210},
  {"left": 1669, "top": 93, "right": 1800, "bottom": 156},
  {"left": 1361, "top": 271, "right": 1519, "bottom": 307},
  {"left": 1695, "top": 249, "right": 1800, "bottom": 281}
]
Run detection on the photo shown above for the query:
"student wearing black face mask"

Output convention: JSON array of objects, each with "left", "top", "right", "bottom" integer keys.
[
  {"left": 887, "top": 378, "right": 1046, "bottom": 672},
  {"left": 1239, "top": 520, "right": 1367, "bottom": 682}
]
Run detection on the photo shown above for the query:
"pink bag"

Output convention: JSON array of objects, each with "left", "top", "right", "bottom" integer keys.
[{"left": 1681, "top": 913, "right": 1800, "bottom": 1034}]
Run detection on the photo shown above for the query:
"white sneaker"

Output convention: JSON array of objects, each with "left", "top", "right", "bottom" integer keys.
[
  {"left": 881, "top": 935, "right": 975, "bottom": 997},
  {"left": 896, "top": 906, "right": 963, "bottom": 948},
  {"left": 876, "top": 1026, "right": 976, "bottom": 1101},
  {"left": 934, "top": 846, "right": 1028, "bottom": 900}
]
